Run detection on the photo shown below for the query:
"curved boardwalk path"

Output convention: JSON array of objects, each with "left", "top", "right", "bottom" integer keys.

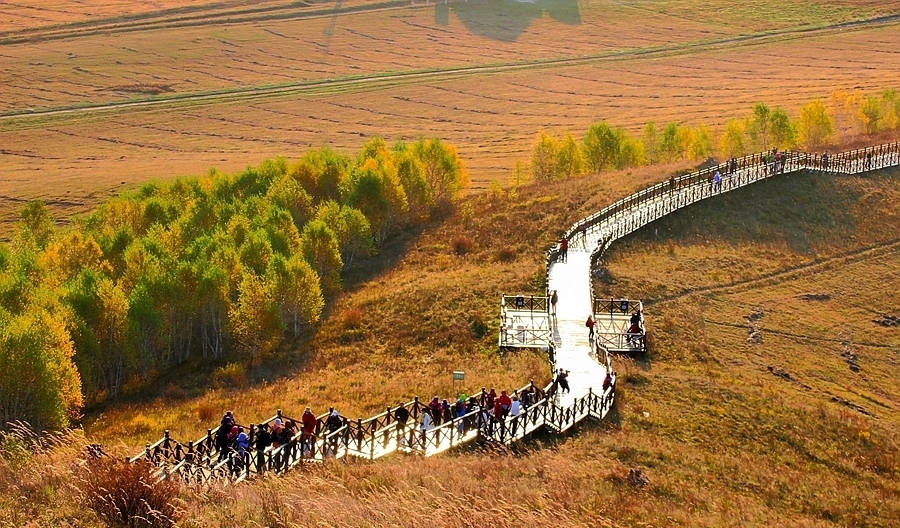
[{"left": 135, "top": 143, "right": 900, "bottom": 484}]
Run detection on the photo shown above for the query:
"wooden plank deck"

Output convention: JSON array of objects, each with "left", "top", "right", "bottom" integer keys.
[{"left": 548, "top": 251, "right": 609, "bottom": 408}]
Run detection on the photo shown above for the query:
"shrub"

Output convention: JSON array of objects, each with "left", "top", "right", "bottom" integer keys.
[
  {"left": 129, "top": 415, "right": 158, "bottom": 439},
  {"left": 77, "top": 457, "right": 182, "bottom": 528},
  {"left": 342, "top": 306, "right": 364, "bottom": 330},
  {"left": 470, "top": 314, "right": 490, "bottom": 339},
  {"left": 495, "top": 246, "right": 516, "bottom": 263},
  {"left": 197, "top": 401, "right": 217, "bottom": 422},
  {"left": 211, "top": 362, "right": 246, "bottom": 389},
  {"left": 161, "top": 384, "right": 185, "bottom": 402},
  {"left": 451, "top": 236, "right": 474, "bottom": 256}
]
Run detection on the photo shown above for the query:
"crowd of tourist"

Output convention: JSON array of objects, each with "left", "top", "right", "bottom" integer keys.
[{"left": 209, "top": 384, "right": 549, "bottom": 473}]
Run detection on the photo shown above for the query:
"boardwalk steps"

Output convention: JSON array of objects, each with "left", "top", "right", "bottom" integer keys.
[{"left": 134, "top": 142, "right": 900, "bottom": 485}]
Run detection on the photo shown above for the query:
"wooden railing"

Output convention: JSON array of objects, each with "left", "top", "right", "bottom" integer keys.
[
  {"left": 501, "top": 294, "right": 549, "bottom": 312},
  {"left": 556, "top": 142, "right": 900, "bottom": 255},
  {"left": 499, "top": 294, "right": 552, "bottom": 348},
  {"left": 499, "top": 324, "right": 552, "bottom": 348}
]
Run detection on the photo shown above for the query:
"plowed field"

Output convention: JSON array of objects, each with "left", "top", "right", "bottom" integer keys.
[{"left": 1, "top": 0, "right": 899, "bottom": 230}]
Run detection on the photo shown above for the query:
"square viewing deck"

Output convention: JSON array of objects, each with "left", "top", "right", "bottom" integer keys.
[{"left": 499, "top": 294, "right": 551, "bottom": 350}]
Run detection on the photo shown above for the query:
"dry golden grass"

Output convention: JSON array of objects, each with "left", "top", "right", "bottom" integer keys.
[
  {"left": 4, "top": 2, "right": 900, "bottom": 525},
  {"left": 0, "top": 0, "right": 298, "bottom": 33},
  {"left": 4, "top": 166, "right": 900, "bottom": 527}
]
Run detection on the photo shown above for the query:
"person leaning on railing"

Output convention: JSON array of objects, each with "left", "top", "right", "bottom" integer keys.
[{"left": 603, "top": 371, "right": 613, "bottom": 392}]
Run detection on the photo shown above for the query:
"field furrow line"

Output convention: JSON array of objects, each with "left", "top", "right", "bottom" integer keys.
[
  {"left": 4, "top": 14, "right": 900, "bottom": 125},
  {"left": 645, "top": 239, "right": 900, "bottom": 307}
]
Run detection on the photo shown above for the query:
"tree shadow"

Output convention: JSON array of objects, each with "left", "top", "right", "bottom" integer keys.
[{"left": 433, "top": 0, "right": 582, "bottom": 42}]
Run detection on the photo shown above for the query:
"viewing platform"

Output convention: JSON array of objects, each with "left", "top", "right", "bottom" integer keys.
[
  {"left": 499, "top": 294, "right": 552, "bottom": 350},
  {"left": 592, "top": 298, "right": 646, "bottom": 354}
]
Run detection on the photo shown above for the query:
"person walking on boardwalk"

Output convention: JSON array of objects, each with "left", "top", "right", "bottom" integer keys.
[
  {"left": 325, "top": 410, "right": 343, "bottom": 457},
  {"left": 550, "top": 290, "right": 558, "bottom": 316},
  {"left": 216, "top": 412, "right": 234, "bottom": 462},
  {"left": 301, "top": 407, "right": 317, "bottom": 455},
  {"left": 559, "top": 238, "right": 569, "bottom": 262},
  {"left": 254, "top": 424, "right": 271, "bottom": 472},
  {"left": 713, "top": 170, "right": 722, "bottom": 193},
  {"left": 586, "top": 314, "right": 595, "bottom": 341},
  {"left": 555, "top": 368, "right": 570, "bottom": 394}
]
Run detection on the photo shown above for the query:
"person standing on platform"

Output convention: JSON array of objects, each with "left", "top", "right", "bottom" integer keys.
[
  {"left": 586, "top": 314, "right": 595, "bottom": 341},
  {"left": 559, "top": 238, "right": 569, "bottom": 262},
  {"left": 550, "top": 290, "right": 558, "bottom": 316},
  {"left": 418, "top": 409, "right": 432, "bottom": 450}
]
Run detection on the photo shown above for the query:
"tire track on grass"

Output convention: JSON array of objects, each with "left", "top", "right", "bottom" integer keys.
[{"left": 643, "top": 239, "right": 900, "bottom": 308}]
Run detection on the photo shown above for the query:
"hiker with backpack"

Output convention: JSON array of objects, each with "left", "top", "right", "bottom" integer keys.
[{"left": 555, "top": 369, "right": 570, "bottom": 394}]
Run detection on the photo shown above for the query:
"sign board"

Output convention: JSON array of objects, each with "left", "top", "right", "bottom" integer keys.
[{"left": 452, "top": 371, "right": 465, "bottom": 382}]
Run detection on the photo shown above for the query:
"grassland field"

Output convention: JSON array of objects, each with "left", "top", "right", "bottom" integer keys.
[
  {"left": 3, "top": 1, "right": 900, "bottom": 526},
  {"left": 2, "top": 0, "right": 900, "bottom": 233}
]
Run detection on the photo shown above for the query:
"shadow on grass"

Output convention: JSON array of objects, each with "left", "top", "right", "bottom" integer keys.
[
  {"left": 434, "top": 0, "right": 581, "bottom": 42},
  {"left": 615, "top": 170, "right": 867, "bottom": 257}
]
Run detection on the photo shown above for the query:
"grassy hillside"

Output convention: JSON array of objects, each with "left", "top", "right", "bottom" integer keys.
[{"left": 3, "top": 164, "right": 898, "bottom": 527}]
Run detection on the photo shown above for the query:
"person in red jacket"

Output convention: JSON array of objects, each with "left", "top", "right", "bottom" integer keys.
[
  {"left": 493, "top": 399, "right": 504, "bottom": 422},
  {"left": 497, "top": 390, "right": 512, "bottom": 417},
  {"left": 485, "top": 388, "right": 497, "bottom": 410},
  {"left": 301, "top": 407, "right": 317, "bottom": 455},
  {"left": 428, "top": 396, "right": 442, "bottom": 426}
]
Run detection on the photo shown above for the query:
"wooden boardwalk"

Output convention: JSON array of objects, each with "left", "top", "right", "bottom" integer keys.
[
  {"left": 548, "top": 251, "right": 609, "bottom": 408},
  {"left": 133, "top": 142, "right": 900, "bottom": 485}
]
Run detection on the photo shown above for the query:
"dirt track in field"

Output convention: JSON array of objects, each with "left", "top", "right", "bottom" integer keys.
[{"left": 4, "top": 12, "right": 900, "bottom": 122}]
